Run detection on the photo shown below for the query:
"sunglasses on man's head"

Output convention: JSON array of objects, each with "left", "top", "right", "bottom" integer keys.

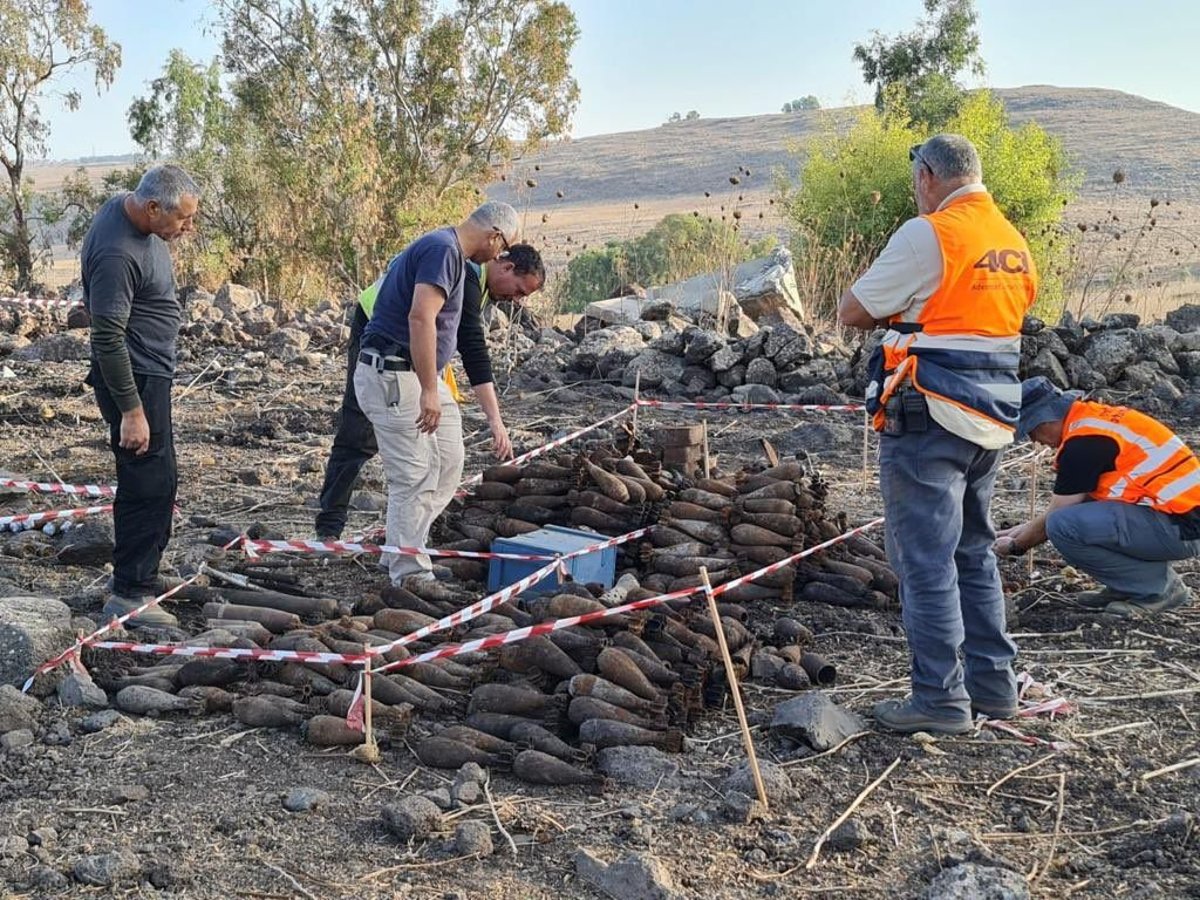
[{"left": 909, "top": 145, "right": 932, "bottom": 174}]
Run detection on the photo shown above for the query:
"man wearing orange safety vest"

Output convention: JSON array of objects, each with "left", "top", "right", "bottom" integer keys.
[
  {"left": 996, "top": 377, "right": 1197, "bottom": 617},
  {"left": 839, "top": 134, "right": 1037, "bottom": 735}
]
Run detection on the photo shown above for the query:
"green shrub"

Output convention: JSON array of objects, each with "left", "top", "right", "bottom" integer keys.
[
  {"left": 782, "top": 89, "right": 1077, "bottom": 319},
  {"left": 557, "top": 213, "right": 775, "bottom": 312}
]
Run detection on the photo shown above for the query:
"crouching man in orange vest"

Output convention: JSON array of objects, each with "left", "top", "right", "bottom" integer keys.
[
  {"left": 839, "top": 134, "right": 1037, "bottom": 734},
  {"left": 996, "top": 377, "right": 1197, "bottom": 617}
]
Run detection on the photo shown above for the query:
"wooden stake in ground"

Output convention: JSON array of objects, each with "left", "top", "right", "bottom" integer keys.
[
  {"left": 699, "top": 566, "right": 767, "bottom": 809},
  {"left": 351, "top": 647, "right": 381, "bottom": 764},
  {"left": 701, "top": 420, "right": 711, "bottom": 480}
]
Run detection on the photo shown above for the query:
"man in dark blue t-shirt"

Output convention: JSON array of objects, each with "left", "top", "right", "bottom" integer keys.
[{"left": 354, "top": 202, "right": 520, "bottom": 584}]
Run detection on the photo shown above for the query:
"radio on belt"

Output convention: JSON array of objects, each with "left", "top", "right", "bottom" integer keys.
[{"left": 487, "top": 525, "right": 617, "bottom": 595}]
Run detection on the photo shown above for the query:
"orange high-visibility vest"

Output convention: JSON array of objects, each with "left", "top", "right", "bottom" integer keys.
[
  {"left": 867, "top": 192, "right": 1038, "bottom": 434},
  {"left": 1057, "top": 399, "right": 1200, "bottom": 514}
]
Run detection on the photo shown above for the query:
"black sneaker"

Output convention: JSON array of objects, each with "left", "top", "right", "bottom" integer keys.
[{"left": 1073, "top": 587, "right": 1128, "bottom": 609}]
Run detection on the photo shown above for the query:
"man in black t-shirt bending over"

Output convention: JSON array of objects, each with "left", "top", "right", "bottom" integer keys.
[{"left": 996, "top": 377, "right": 1198, "bottom": 617}]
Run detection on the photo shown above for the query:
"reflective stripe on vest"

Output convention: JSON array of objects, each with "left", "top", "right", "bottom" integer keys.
[
  {"left": 865, "top": 192, "right": 1037, "bottom": 433},
  {"left": 1057, "top": 400, "right": 1200, "bottom": 514}
]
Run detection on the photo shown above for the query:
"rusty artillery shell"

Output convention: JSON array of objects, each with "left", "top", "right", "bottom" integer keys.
[
  {"left": 415, "top": 736, "right": 510, "bottom": 770},
  {"left": 465, "top": 711, "right": 544, "bottom": 740},
  {"left": 848, "top": 555, "right": 900, "bottom": 594},
  {"left": 177, "top": 685, "right": 235, "bottom": 712},
  {"left": 730, "top": 523, "right": 792, "bottom": 547},
  {"left": 650, "top": 540, "right": 712, "bottom": 559},
  {"left": 571, "top": 506, "right": 629, "bottom": 533},
  {"left": 458, "top": 523, "right": 498, "bottom": 544},
  {"left": 800, "top": 652, "right": 837, "bottom": 686},
  {"left": 520, "top": 462, "right": 574, "bottom": 481},
  {"left": 499, "top": 636, "right": 582, "bottom": 680},
  {"left": 519, "top": 494, "right": 570, "bottom": 510},
  {"left": 691, "top": 614, "right": 753, "bottom": 651},
  {"left": 651, "top": 554, "right": 737, "bottom": 578},
  {"left": 569, "top": 489, "right": 632, "bottom": 517},
  {"left": 846, "top": 534, "right": 887, "bottom": 560},
  {"left": 511, "top": 749, "right": 600, "bottom": 787},
  {"left": 515, "top": 477, "right": 574, "bottom": 496},
  {"left": 662, "top": 518, "right": 727, "bottom": 545},
  {"left": 303, "top": 714, "right": 365, "bottom": 746},
  {"left": 678, "top": 488, "right": 733, "bottom": 511},
  {"left": 438, "top": 725, "right": 515, "bottom": 753},
  {"left": 577, "top": 719, "right": 684, "bottom": 753},
  {"left": 773, "top": 618, "right": 813, "bottom": 646},
  {"left": 776, "top": 662, "right": 810, "bottom": 690},
  {"left": 111, "top": 672, "right": 177, "bottom": 693},
  {"left": 569, "top": 674, "right": 666, "bottom": 715},
  {"left": 201, "top": 602, "right": 300, "bottom": 633},
  {"left": 615, "top": 457, "right": 653, "bottom": 482},
  {"left": 568, "top": 696, "right": 667, "bottom": 731},
  {"left": 650, "top": 525, "right": 694, "bottom": 548},
  {"left": 380, "top": 584, "right": 446, "bottom": 617},
  {"left": 718, "top": 583, "right": 782, "bottom": 603},
  {"left": 482, "top": 464, "right": 522, "bottom": 483},
  {"left": 507, "top": 502, "right": 559, "bottom": 525},
  {"left": 246, "top": 680, "right": 299, "bottom": 699},
  {"left": 233, "top": 695, "right": 310, "bottom": 728},
  {"left": 531, "top": 593, "right": 606, "bottom": 621},
  {"left": 737, "top": 497, "right": 797, "bottom": 516},
  {"left": 275, "top": 664, "right": 340, "bottom": 696},
  {"left": 611, "top": 630, "right": 660, "bottom": 661},
  {"left": 509, "top": 721, "right": 586, "bottom": 762},
  {"left": 547, "top": 631, "right": 601, "bottom": 672},
  {"left": 325, "top": 689, "right": 414, "bottom": 735},
  {"left": 374, "top": 608, "right": 437, "bottom": 634},
  {"left": 496, "top": 518, "right": 541, "bottom": 538},
  {"left": 473, "top": 481, "right": 517, "bottom": 500},
  {"left": 174, "top": 658, "right": 244, "bottom": 689},
  {"left": 693, "top": 477, "right": 738, "bottom": 497},
  {"left": 388, "top": 673, "right": 455, "bottom": 710},
  {"left": 739, "top": 480, "right": 799, "bottom": 502},
  {"left": 820, "top": 557, "right": 874, "bottom": 585},
  {"left": 729, "top": 543, "right": 790, "bottom": 565},
  {"left": 468, "top": 683, "right": 566, "bottom": 718},
  {"left": 608, "top": 645, "right": 678, "bottom": 687},
  {"left": 596, "top": 647, "right": 662, "bottom": 701},
  {"left": 751, "top": 652, "right": 785, "bottom": 681},
  {"left": 583, "top": 460, "right": 630, "bottom": 503},
  {"left": 403, "top": 662, "right": 472, "bottom": 691}
]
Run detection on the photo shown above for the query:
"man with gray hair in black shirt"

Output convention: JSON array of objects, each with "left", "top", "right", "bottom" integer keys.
[{"left": 83, "top": 164, "right": 200, "bottom": 627}]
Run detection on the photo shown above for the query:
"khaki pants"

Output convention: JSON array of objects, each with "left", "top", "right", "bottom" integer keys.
[{"left": 353, "top": 361, "right": 464, "bottom": 583}]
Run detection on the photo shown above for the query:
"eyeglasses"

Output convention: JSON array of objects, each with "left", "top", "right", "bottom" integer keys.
[
  {"left": 909, "top": 145, "right": 932, "bottom": 174},
  {"left": 493, "top": 228, "right": 511, "bottom": 255}
]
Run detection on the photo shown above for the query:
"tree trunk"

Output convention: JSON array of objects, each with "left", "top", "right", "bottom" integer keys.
[{"left": 5, "top": 163, "right": 33, "bottom": 293}]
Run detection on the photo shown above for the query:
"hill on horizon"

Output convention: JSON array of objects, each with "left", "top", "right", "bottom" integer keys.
[{"left": 488, "top": 86, "right": 1200, "bottom": 211}]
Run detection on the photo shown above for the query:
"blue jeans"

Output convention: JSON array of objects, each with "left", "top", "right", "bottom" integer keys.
[
  {"left": 1046, "top": 501, "right": 1200, "bottom": 598},
  {"left": 879, "top": 424, "right": 1016, "bottom": 719}
]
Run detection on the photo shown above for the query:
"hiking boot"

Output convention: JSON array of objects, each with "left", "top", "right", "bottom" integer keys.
[
  {"left": 101, "top": 596, "right": 179, "bottom": 628},
  {"left": 970, "top": 699, "right": 1019, "bottom": 720},
  {"left": 1073, "top": 586, "right": 1129, "bottom": 609},
  {"left": 104, "top": 575, "right": 187, "bottom": 596},
  {"left": 1104, "top": 579, "right": 1192, "bottom": 618},
  {"left": 872, "top": 698, "right": 972, "bottom": 735}
]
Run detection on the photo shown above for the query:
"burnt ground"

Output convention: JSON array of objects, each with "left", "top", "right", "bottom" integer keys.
[{"left": 1, "top": 348, "right": 1199, "bottom": 900}]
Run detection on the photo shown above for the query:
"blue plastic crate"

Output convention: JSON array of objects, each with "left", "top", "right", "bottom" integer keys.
[{"left": 487, "top": 525, "right": 617, "bottom": 596}]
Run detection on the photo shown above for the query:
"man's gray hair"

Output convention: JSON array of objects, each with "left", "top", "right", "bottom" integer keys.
[
  {"left": 134, "top": 164, "right": 201, "bottom": 211},
  {"left": 468, "top": 201, "right": 520, "bottom": 241},
  {"left": 915, "top": 133, "right": 982, "bottom": 182}
]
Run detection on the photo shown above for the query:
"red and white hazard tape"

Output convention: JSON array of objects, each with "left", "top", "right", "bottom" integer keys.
[
  {"left": 367, "top": 557, "right": 568, "bottom": 657},
  {"left": 84, "top": 640, "right": 368, "bottom": 665},
  {"left": 243, "top": 526, "right": 651, "bottom": 564},
  {"left": 21, "top": 534, "right": 247, "bottom": 692},
  {"left": 635, "top": 399, "right": 865, "bottom": 413},
  {"left": 0, "top": 478, "right": 116, "bottom": 498},
  {"left": 0, "top": 296, "right": 82, "bottom": 310},
  {"left": 374, "top": 517, "right": 885, "bottom": 675},
  {"left": 459, "top": 403, "right": 636, "bottom": 490},
  {"left": 0, "top": 503, "right": 112, "bottom": 529}
]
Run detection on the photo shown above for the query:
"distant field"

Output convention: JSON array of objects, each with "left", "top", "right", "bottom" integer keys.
[{"left": 28, "top": 86, "right": 1200, "bottom": 320}]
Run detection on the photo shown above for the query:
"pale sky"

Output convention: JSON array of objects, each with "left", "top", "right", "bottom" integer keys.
[{"left": 42, "top": 0, "right": 1200, "bottom": 160}]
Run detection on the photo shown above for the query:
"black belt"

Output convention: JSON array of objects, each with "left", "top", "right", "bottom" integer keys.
[{"left": 359, "top": 349, "right": 411, "bottom": 371}]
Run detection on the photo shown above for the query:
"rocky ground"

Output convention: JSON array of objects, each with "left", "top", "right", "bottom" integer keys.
[{"left": 0, "top": 289, "right": 1198, "bottom": 899}]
